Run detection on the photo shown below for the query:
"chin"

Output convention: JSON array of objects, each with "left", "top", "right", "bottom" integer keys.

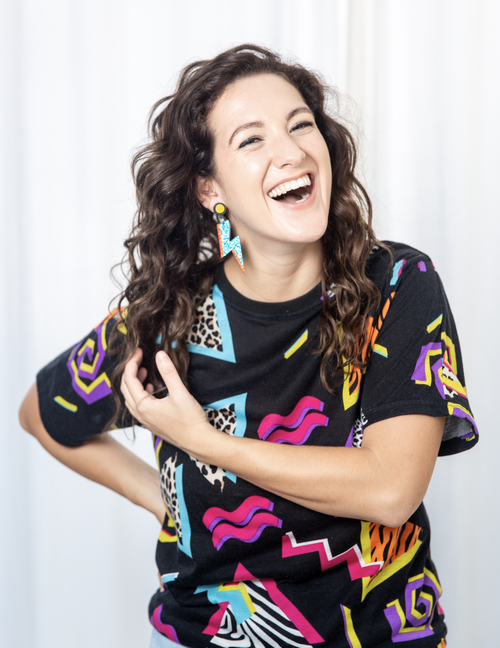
[{"left": 289, "top": 221, "right": 328, "bottom": 244}]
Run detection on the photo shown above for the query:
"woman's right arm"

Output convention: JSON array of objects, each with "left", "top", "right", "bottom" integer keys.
[{"left": 19, "top": 382, "right": 165, "bottom": 524}]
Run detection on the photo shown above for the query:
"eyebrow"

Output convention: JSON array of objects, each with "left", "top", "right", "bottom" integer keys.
[{"left": 228, "top": 106, "right": 314, "bottom": 146}]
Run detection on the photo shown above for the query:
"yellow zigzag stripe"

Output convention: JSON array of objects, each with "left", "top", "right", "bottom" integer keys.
[
  {"left": 69, "top": 358, "right": 112, "bottom": 395},
  {"left": 77, "top": 339, "right": 100, "bottom": 375}
]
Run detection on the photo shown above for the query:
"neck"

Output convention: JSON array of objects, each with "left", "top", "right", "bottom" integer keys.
[{"left": 223, "top": 240, "right": 324, "bottom": 303}]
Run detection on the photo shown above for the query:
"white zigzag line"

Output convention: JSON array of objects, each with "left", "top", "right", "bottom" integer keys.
[
  {"left": 285, "top": 531, "right": 384, "bottom": 574},
  {"left": 285, "top": 531, "right": 336, "bottom": 558}
]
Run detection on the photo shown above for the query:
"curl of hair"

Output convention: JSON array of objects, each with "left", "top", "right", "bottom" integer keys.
[{"left": 107, "top": 44, "right": 389, "bottom": 429}]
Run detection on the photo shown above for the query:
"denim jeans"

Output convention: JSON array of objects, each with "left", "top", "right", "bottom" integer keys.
[{"left": 150, "top": 627, "right": 189, "bottom": 648}]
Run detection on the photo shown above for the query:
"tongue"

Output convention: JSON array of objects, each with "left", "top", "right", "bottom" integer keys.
[{"left": 280, "top": 188, "right": 308, "bottom": 203}]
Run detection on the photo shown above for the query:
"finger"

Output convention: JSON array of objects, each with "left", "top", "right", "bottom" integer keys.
[
  {"left": 155, "top": 352, "right": 186, "bottom": 399},
  {"left": 138, "top": 366, "right": 148, "bottom": 383},
  {"left": 120, "top": 375, "right": 137, "bottom": 417},
  {"left": 146, "top": 383, "right": 154, "bottom": 394},
  {"left": 122, "top": 348, "right": 143, "bottom": 390},
  {"left": 121, "top": 350, "right": 152, "bottom": 419},
  {"left": 123, "top": 349, "right": 154, "bottom": 405},
  {"left": 130, "top": 347, "right": 143, "bottom": 364},
  {"left": 122, "top": 381, "right": 151, "bottom": 422}
]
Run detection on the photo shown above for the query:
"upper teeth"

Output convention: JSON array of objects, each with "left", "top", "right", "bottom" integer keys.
[{"left": 268, "top": 174, "right": 311, "bottom": 198}]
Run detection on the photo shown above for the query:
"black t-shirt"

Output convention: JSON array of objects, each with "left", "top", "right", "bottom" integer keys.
[{"left": 37, "top": 243, "right": 477, "bottom": 647}]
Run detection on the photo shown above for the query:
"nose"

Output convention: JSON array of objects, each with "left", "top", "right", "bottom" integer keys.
[{"left": 272, "top": 132, "right": 306, "bottom": 168}]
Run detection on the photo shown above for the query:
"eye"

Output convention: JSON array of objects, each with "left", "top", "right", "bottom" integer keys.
[
  {"left": 291, "top": 120, "right": 314, "bottom": 132},
  {"left": 238, "top": 136, "right": 262, "bottom": 149}
]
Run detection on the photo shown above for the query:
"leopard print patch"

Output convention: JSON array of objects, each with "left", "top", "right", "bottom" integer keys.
[
  {"left": 352, "top": 410, "right": 368, "bottom": 448},
  {"left": 206, "top": 405, "right": 237, "bottom": 434},
  {"left": 187, "top": 293, "right": 223, "bottom": 351},
  {"left": 190, "top": 405, "right": 237, "bottom": 491},
  {"left": 160, "top": 454, "right": 182, "bottom": 543}
]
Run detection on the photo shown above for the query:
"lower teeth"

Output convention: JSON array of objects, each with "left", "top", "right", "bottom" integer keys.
[{"left": 295, "top": 192, "right": 310, "bottom": 204}]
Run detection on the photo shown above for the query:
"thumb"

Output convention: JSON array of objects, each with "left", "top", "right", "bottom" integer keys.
[{"left": 155, "top": 351, "right": 186, "bottom": 399}]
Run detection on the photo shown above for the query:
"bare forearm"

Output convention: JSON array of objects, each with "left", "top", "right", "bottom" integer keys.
[
  {"left": 120, "top": 351, "right": 444, "bottom": 528},
  {"left": 19, "top": 384, "right": 164, "bottom": 522},
  {"left": 173, "top": 415, "right": 443, "bottom": 527},
  {"left": 178, "top": 428, "right": 391, "bottom": 522}
]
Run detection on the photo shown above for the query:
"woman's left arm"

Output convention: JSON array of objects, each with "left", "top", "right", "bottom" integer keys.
[{"left": 122, "top": 349, "right": 443, "bottom": 528}]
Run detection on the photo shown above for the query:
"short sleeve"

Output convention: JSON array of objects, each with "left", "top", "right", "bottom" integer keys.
[
  {"left": 36, "top": 311, "right": 132, "bottom": 447},
  {"left": 360, "top": 248, "right": 478, "bottom": 456}
]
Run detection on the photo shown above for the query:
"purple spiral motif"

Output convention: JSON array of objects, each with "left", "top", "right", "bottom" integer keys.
[{"left": 66, "top": 320, "right": 113, "bottom": 404}]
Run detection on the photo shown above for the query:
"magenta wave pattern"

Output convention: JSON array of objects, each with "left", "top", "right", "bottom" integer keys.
[
  {"left": 212, "top": 512, "right": 283, "bottom": 550},
  {"left": 267, "top": 411, "right": 329, "bottom": 444},
  {"left": 203, "top": 495, "right": 273, "bottom": 531},
  {"left": 150, "top": 605, "right": 180, "bottom": 643},
  {"left": 257, "top": 395, "right": 329, "bottom": 444},
  {"left": 203, "top": 496, "right": 282, "bottom": 551},
  {"left": 282, "top": 532, "right": 382, "bottom": 579}
]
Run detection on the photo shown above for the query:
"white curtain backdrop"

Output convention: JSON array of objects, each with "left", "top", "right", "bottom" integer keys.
[{"left": 2, "top": 1, "right": 498, "bottom": 646}]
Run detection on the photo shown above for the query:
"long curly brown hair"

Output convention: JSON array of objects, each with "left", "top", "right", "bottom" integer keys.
[{"left": 108, "top": 44, "right": 388, "bottom": 428}]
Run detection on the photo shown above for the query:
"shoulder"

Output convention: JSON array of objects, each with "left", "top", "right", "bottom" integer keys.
[{"left": 366, "top": 241, "right": 437, "bottom": 294}]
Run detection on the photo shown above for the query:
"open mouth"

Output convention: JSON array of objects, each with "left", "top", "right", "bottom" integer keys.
[{"left": 268, "top": 174, "right": 312, "bottom": 204}]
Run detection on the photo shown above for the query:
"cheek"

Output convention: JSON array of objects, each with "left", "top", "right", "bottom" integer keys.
[
  {"left": 224, "top": 160, "right": 266, "bottom": 202},
  {"left": 321, "top": 152, "right": 332, "bottom": 198},
  {"left": 234, "top": 156, "right": 265, "bottom": 184}
]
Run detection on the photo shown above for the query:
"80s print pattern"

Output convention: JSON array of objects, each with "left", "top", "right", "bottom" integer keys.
[{"left": 37, "top": 243, "right": 476, "bottom": 647}]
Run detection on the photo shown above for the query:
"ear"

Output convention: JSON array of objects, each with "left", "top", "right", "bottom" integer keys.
[{"left": 196, "top": 176, "right": 224, "bottom": 212}]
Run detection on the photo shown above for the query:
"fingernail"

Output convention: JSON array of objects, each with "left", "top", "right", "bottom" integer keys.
[{"left": 157, "top": 351, "right": 168, "bottom": 363}]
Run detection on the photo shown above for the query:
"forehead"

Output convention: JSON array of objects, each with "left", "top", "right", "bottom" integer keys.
[{"left": 208, "top": 74, "right": 307, "bottom": 136}]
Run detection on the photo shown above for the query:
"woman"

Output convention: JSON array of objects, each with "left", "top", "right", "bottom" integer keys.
[{"left": 20, "top": 45, "right": 477, "bottom": 647}]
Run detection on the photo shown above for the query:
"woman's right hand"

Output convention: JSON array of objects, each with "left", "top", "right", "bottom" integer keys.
[{"left": 120, "top": 348, "right": 216, "bottom": 453}]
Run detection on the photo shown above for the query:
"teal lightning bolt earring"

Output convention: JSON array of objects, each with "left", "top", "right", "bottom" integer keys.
[{"left": 214, "top": 203, "right": 245, "bottom": 274}]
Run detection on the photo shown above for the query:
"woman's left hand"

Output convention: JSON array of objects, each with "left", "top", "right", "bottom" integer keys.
[{"left": 121, "top": 348, "right": 211, "bottom": 448}]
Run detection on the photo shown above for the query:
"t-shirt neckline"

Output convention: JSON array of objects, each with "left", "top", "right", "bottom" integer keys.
[{"left": 214, "top": 263, "right": 323, "bottom": 316}]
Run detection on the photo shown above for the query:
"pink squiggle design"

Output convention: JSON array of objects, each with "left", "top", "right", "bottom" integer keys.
[
  {"left": 266, "top": 411, "right": 329, "bottom": 444},
  {"left": 211, "top": 511, "right": 283, "bottom": 550},
  {"left": 150, "top": 605, "right": 180, "bottom": 643},
  {"left": 258, "top": 396, "right": 325, "bottom": 440},
  {"left": 203, "top": 495, "right": 273, "bottom": 531},
  {"left": 282, "top": 532, "right": 383, "bottom": 579}
]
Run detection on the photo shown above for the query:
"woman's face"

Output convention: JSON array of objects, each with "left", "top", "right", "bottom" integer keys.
[{"left": 202, "top": 74, "right": 332, "bottom": 255}]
